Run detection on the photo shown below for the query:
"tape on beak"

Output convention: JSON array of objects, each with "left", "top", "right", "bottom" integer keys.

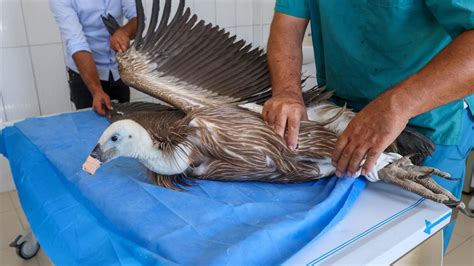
[{"left": 82, "top": 144, "right": 104, "bottom": 175}]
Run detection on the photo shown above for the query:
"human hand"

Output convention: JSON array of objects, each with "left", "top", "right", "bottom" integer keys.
[
  {"left": 262, "top": 91, "right": 307, "bottom": 150},
  {"left": 92, "top": 91, "right": 113, "bottom": 116},
  {"left": 110, "top": 28, "right": 131, "bottom": 53},
  {"left": 332, "top": 93, "right": 411, "bottom": 177}
]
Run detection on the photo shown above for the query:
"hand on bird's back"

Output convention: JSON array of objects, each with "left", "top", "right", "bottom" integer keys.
[
  {"left": 262, "top": 91, "right": 308, "bottom": 151},
  {"left": 332, "top": 92, "right": 411, "bottom": 177}
]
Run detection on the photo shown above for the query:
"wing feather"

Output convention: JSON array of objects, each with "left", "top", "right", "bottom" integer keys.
[{"left": 113, "top": 0, "right": 272, "bottom": 112}]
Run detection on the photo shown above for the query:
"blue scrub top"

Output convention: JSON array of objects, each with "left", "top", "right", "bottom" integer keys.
[{"left": 275, "top": 0, "right": 474, "bottom": 145}]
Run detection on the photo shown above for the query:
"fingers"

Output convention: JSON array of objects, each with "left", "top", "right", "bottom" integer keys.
[
  {"left": 346, "top": 146, "right": 368, "bottom": 176},
  {"left": 332, "top": 134, "right": 349, "bottom": 168},
  {"left": 334, "top": 143, "right": 353, "bottom": 177},
  {"left": 117, "top": 40, "right": 128, "bottom": 53},
  {"left": 104, "top": 97, "right": 113, "bottom": 110},
  {"left": 111, "top": 39, "right": 127, "bottom": 53},
  {"left": 110, "top": 30, "right": 130, "bottom": 53},
  {"left": 333, "top": 130, "right": 379, "bottom": 177},
  {"left": 93, "top": 101, "right": 107, "bottom": 116},
  {"left": 262, "top": 102, "right": 273, "bottom": 125},
  {"left": 286, "top": 113, "right": 301, "bottom": 151},
  {"left": 334, "top": 139, "right": 382, "bottom": 177},
  {"left": 273, "top": 111, "right": 288, "bottom": 138},
  {"left": 261, "top": 94, "right": 306, "bottom": 150},
  {"left": 92, "top": 93, "right": 112, "bottom": 116},
  {"left": 361, "top": 149, "right": 382, "bottom": 176}
]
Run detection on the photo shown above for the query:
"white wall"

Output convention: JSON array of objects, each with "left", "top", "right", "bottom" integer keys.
[{"left": 0, "top": 0, "right": 279, "bottom": 192}]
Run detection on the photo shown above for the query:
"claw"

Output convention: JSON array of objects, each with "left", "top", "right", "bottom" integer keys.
[
  {"left": 442, "top": 201, "right": 474, "bottom": 218},
  {"left": 443, "top": 200, "right": 462, "bottom": 207},
  {"left": 431, "top": 169, "right": 457, "bottom": 180},
  {"left": 378, "top": 156, "right": 462, "bottom": 209},
  {"left": 434, "top": 174, "right": 459, "bottom": 181}
]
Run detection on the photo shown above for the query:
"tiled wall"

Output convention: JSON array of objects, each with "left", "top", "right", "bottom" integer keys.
[{"left": 0, "top": 0, "right": 277, "bottom": 192}]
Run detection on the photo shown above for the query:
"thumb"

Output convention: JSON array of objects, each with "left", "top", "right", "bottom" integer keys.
[{"left": 104, "top": 98, "right": 113, "bottom": 110}]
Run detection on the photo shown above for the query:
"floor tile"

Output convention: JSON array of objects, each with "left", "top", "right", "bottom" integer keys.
[
  {"left": 9, "top": 191, "right": 22, "bottom": 210},
  {"left": 454, "top": 211, "right": 474, "bottom": 239},
  {"left": 0, "top": 248, "right": 39, "bottom": 266},
  {"left": 444, "top": 236, "right": 474, "bottom": 266},
  {"left": 447, "top": 233, "right": 467, "bottom": 255},
  {"left": 35, "top": 249, "right": 52, "bottom": 266},
  {"left": 0, "top": 211, "right": 23, "bottom": 250},
  {"left": 0, "top": 192, "right": 15, "bottom": 213},
  {"left": 15, "top": 208, "right": 30, "bottom": 231}
]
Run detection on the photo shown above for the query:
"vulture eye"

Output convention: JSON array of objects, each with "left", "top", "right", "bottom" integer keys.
[{"left": 111, "top": 135, "right": 119, "bottom": 142}]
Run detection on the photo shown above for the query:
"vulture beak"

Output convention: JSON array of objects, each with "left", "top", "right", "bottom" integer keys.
[{"left": 82, "top": 144, "right": 105, "bottom": 175}]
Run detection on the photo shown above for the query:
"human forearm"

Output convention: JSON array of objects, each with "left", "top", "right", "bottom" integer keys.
[
  {"left": 121, "top": 17, "right": 137, "bottom": 39},
  {"left": 267, "top": 12, "right": 308, "bottom": 98},
  {"left": 382, "top": 30, "right": 474, "bottom": 119},
  {"left": 72, "top": 51, "right": 112, "bottom": 115},
  {"left": 263, "top": 13, "right": 310, "bottom": 150},
  {"left": 72, "top": 51, "right": 103, "bottom": 95},
  {"left": 332, "top": 30, "right": 474, "bottom": 177}
]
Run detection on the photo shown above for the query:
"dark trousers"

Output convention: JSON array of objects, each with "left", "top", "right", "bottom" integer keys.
[{"left": 67, "top": 69, "right": 130, "bottom": 110}]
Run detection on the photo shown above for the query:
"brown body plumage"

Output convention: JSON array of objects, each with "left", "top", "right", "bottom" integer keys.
[{"left": 112, "top": 102, "right": 338, "bottom": 189}]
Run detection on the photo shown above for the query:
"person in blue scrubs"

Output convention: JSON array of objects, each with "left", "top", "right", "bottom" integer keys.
[
  {"left": 50, "top": 0, "right": 137, "bottom": 115},
  {"left": 262, "top": 1, "right": 474, "bottom": 251}
]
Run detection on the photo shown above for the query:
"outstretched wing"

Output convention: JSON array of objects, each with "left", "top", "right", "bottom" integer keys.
[{"left": 103, "top": 0, "right": 272, "bottom": 113}]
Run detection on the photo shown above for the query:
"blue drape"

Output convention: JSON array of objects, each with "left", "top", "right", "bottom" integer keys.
[{"left": 0, "top": 111, "right": 366, "bottom": 265}]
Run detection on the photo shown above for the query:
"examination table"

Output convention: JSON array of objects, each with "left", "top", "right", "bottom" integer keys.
[{"left": 0, "top": 110, "right": 451, "bottom": 265}]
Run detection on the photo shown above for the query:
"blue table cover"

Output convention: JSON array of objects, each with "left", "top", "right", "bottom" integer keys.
[{"left": 0, "top": 111, "right": 366, "bottom": 265}]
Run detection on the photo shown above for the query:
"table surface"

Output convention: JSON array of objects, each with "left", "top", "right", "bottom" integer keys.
[{"left": 284, "top": 181, "right": 451, "bottom": 265}]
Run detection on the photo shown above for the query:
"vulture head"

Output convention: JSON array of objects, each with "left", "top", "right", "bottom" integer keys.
[{"left": 83, "top": 119, "right": 153, "bottom": 175}]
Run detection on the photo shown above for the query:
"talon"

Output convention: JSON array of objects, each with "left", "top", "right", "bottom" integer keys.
[
  {"left": 378, "top": 156, "right": 461, "bottom": 207},
  {"left": 443, "top": 200, "right": 461, "bottom": 207},
  {"left": 444, "top": 176, "right": 460, "bottom": 181},
  {"left": 436, "top": 174, "right": 459, "bottom": 181}
]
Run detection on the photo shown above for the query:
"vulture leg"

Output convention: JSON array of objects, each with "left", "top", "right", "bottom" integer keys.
[{"left": 378, "top": 156, "right": 473, "bottom": 218}]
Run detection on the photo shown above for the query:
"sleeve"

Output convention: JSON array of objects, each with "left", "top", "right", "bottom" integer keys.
[
  {"left": 426, "top": 0, "right": 474, "bottom": 38},
  {"left": 275, "top": 0, "right": 311, "bottom": 19},
  {"left": 121, "top": 0, "right": 137, "bottom": 20},
  {"left": 49, "top": 0, "right": 91, "bottom": 56}
]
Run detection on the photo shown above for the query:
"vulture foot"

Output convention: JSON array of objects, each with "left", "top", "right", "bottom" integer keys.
[{"left": 378, "top": 156, "right": 473, "bottom": 218}]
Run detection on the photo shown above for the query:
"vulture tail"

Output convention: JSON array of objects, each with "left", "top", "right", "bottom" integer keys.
[
  {"left": 392, "top": 126, "right": 436, "bottom": 165},
  {"left": 302, "top": 85, "right": 334, "bottom": 107}
]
